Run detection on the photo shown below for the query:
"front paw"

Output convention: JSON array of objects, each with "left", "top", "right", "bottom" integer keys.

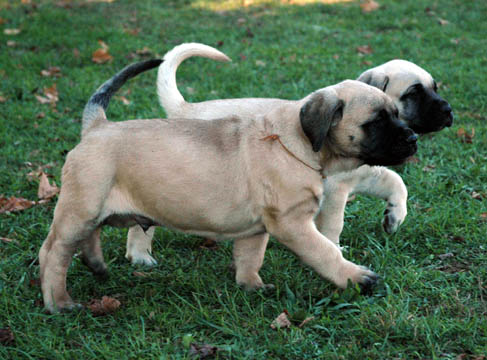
[
  {"left": 382, "top": 202, "right": 407, "bottom": 234},
  {"left": 126, "top": 251, "right": 158, "bottom": 266}
]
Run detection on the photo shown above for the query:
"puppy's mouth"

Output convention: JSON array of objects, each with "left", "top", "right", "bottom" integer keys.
[
  {"left": 360, "top": 142, "right": 418, "bottom": 166},
  {"left": 413, "top": 107, "right": 454, "bottom": 134}
]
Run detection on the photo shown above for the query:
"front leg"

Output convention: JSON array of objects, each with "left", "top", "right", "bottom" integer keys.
[
  {"left": 126, "top": 226, "right": 157, "bottom": 266},
  {"left": 314, "top": 178, "right": 349, "bottom": 246},
  {"left": 316, "top": 166, "right": 408, "bottom": 242},
  {"left": 267, "top": 215, "right": 378, "bottom": 290},
  {"left": 350, "top": 166, "right": 408, "bottom": 234}
]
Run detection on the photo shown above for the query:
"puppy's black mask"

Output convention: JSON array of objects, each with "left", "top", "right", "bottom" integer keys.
[
  {"left": 399, "top": 83, "right": 453, "bottom": 134},
  {"left": 360, "top": 108, "right": 418, "bottom": 166}
]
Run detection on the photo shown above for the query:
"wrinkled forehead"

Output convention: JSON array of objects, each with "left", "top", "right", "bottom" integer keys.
[
  {"left": 380, "top": 60, "right": 435, "bottom": 94},
  {"left": 335, "top": 80, "right": 393, "bottom": 112}
]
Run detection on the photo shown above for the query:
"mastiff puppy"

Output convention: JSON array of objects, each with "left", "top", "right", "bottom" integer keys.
[
  {"left": 39, "top": 59, "right": 417, "bottom": 313},
  {"left": 124, "top": 43, "right": 453, "bottom": 266}
]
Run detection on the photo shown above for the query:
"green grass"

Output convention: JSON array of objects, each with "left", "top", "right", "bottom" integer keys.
[{"left": 1, "top": 0, "right": 486, "bottom": 358}]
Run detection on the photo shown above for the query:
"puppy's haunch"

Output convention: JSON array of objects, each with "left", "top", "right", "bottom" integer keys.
[{"left": 39, "top": 60, "right": 417, "bottom": 313}]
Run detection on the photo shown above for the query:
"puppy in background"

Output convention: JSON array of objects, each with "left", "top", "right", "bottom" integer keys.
[
  {"left": 39, "top": 60, "right": 418, "bottom": 313},
  {"left": 125, "top": 43, "right": 453, "bottom": 266}
]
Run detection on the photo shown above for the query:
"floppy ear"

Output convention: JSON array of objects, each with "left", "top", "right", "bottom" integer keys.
[
  {"left": 357, "top": 70, "right": 390, "bottom": 92},
  {"left": 299, "top": 91, "right": 344, "bottom": 152}
]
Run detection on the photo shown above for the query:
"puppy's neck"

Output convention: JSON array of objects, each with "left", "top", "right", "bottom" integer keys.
[{"left": 263, "top": 104, "right": 324, "bottom": 175}]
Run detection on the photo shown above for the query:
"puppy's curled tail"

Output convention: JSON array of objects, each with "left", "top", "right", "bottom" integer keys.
[
  {"left": 82, "top": 59, "right": 163, "bottom": 136},
  {"left": 157, "top": 43, "right": 231, "bottom": 116}
]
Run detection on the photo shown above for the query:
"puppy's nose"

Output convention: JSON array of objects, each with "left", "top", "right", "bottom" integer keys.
[
  {"left": 440, "top": 101, "right": 452, "bottom": 115},
  {"left": 406, "top": 133, "right": 418, "bottom": 143}
]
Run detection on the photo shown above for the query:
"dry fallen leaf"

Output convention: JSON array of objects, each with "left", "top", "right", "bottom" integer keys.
[
  {"left": 360, "top": 0, "right": 380, "bottom": 13},
  {"left": 0, "top": 328, "right": 14, "bottom": 346},
  {"left": 457, "top": 127, "right": 475, "bottom": 143},
  {"left": 422, "top": 164, "right": 436, "bottom": 172},
  {"left": 35, "top": 84, "right": 59, "bottom": 105},
  {"left": 0, "top": 196, "right": 36, "bottom": 213},
  {"left": 115, "top": 95, "right": 131, "bottom": 105},
  {"left": 92, "top": 41, "right": 113, "bottom": 64},
  {"left": 88, "top": 296, "right": 121, "bottom": 316},
  {"left": 136, "top": 46, "right": 152, "bottom": 56},
  {"left": 37, "top": 172, "right": 60, "bottom": 200},
  {"left": 4, "top": 28, "right": 21, "bottom": 35},
  {"left": 41, "top": 66, "right": 61, "bottom": 77},
  {"left": 132, "top": 271, "right": 150, "bottom": 277},
  {"left": 0, "top": 18, "right": 6, "bottom": 25},
  {"left": 438, "top": 18, "right": 449, "bottom": 26},
  {"left": 298, "top": 316, "right": 315, "bottom": 328},
  {"left": 0, "top": 95, "right": 6, "bottom": 103},
  {"left": 189, "top": 343, "right": 218, "bottom": 358},
  {"left": 471, "top": 191, "right": 484, "bottom": 200},
  {"left": 438, "top": 252, "right": 454, "bottom": 260},
  {"left": 357, "top": 45, "right": 373, "bottom": 55},
  {"left": 270, "top": 311, "right": 291, "bottom": 330},
  {"left": 0, "top": 237, "right": 15, "bottom": 243}
]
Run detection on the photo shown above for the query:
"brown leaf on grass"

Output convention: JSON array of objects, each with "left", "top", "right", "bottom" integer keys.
[
  {"left": 405, "top": 156, "right": 420, "bottom": 164},
  {"left": 0, "top": 95, "right": 6, "bottom": 103},
  {"left": 1, "top": 237, "right": 15, "bottom": 243},
  {"left": 38, "top": 172, "right": 60, "bottom": 200},
  {"left": 0, "top": 328, "right": 14, "bottom": 346},
  {"left": 422, "top": 164, "right": 436, "bottom": 172},
  {"left": 4, "top": 28, "right": 21, "bottom": 35},
  {"left": 471, "top": 191, "right": 484, "bottom": 200},
  {"left": 357, "top": 45, "right": 373, "bottom": 55},
  {"left": 41, "top": 66, "right": 61, "bottom": 77},
  {"left": 270, "top": 310, "right": 291, "bottom": 330},
  {"left": 189, "top": 343, "right": 218, "bottom": 358},
  {"left": 92, "top": 41, "right": 113, "bottom": 64},
  {"left": 88, "top": 296, "right": 121, "bottom": 316},
  {"left": 124, "top": 27, "right": 140, "bottom": 36},
  {"left": 298, "top": 316, "right": 315, "bottom": 328},
  {"left": 35, "top": 84, "right": 59, "bottom": 105},
  {"left": 457, "top": 127, "right": 475, "bottom": 143},
  {"left": 136, "top": 46, "right": 153, "bottom": 56},
  {"left": 438, "top": 252, "right": 454, "bottom": 260},
  {"left": 0, "top": 196, "right": 36, "bottom": 213},
  {"left": 7, "top": 40, "right": 16, "bottom": 47},
  {"left": 0, "top": 18, "right": 6, "bottom": 25},
  {"left": 360, "top": 0, "right": 380, "bottom": 13},
  {"left": 438, "top": 18, "right": 449, "bottom": 26},
  {"left": 115, "top": 96, "right": 131, "bottom": 105},
  {"left": 132, "top": 271, "right": 150, "bottom": 277}
]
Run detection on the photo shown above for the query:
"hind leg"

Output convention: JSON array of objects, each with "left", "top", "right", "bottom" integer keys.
[
  {"left": 39, "top": 216, "right": 96, "bottom": 313},
  {"left": 125, "top": 226, "right": 157, "bottom": 266},
  {"left": 233, "top": 233, "right": 272, "bottom": 290},
  {"left": 80, "top": 228, "right": 108, "bottom": 278}
]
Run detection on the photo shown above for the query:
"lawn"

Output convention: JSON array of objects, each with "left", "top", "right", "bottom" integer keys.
[{"left": 0, "top": 0, "right": 486, "bottom": 358}]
